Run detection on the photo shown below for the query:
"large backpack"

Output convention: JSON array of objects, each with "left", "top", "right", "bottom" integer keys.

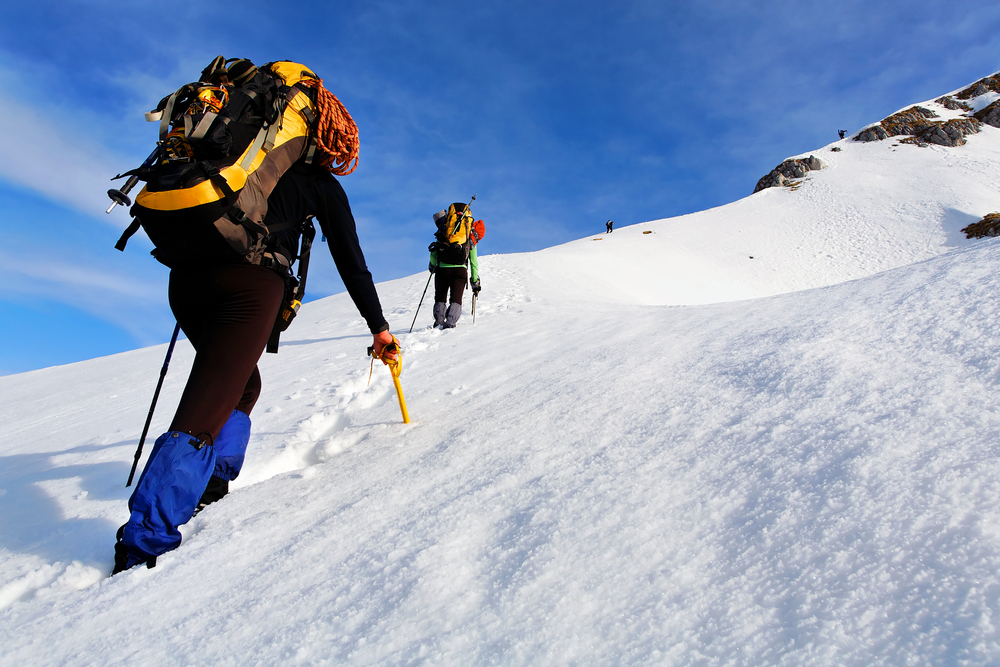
[
  {"left": 432, "top": 202, "right": 476, "bottom": 265},
  {"left": 113, "top": 57, "right": 359, "bottom": 266}
]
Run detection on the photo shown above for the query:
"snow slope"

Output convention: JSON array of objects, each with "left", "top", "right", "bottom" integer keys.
[
  {"left": 534, "top": 119, "right": 1000, "bottom": 306},
  {"left": 3, "top": 82, "right": 1000, "bottom": 665}
]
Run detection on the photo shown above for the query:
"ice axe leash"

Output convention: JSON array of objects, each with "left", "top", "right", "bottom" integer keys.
[
  {"left": 367, "top": 336, "right": 410, "bottom": 424},
  {"left": 126, "top": 321, "right": 181, "bottom": 487}
]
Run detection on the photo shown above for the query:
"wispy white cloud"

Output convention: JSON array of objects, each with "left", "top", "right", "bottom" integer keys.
[{"left": 0, "top": 258, "right": 171, "bottom": 346}]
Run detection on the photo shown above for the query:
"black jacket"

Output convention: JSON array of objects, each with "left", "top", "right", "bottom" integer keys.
[{"left": 265, "top": 163, "right": 388, "bottom": 334}]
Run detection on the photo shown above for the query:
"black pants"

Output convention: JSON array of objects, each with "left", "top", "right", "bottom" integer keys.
[
  {"left": 434, "top": 266, "right": 468, "bottom": 305},
  {"left": 167, "top": 264, "right": 285, "bottom": 445}
]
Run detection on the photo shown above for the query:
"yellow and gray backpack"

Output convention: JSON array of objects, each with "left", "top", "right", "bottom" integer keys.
[
  {"left": 432, "top": 202, "right": 476, "bottom": 265},
  {"left": 110, "top": 57, "right": 359, "bottom": 267}
]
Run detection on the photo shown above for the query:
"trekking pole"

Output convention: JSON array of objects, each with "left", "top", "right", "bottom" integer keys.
[
  {"left": 106, "top": 147, "right": 159, "bottom": 214},
  {"left": 465, "top": 193, "right": 478, "bottom": 326},
  {"left": 409, "top": 273, "right": 433, "bottom": 333},
  {"left": 126, "top": 322, "right": 181, "bottom": 486}
]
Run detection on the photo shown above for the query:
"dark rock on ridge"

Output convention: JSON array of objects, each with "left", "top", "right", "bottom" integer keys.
[
  {"left": 974, "top": 100, "right": 1000, "bottom": 128},
  {"left": 754, "top": 156, "right": 826, "bottom": 193}
]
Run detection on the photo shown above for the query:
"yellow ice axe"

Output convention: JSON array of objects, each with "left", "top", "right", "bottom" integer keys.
[{"left": 368, "top": 336, "right": 410, "bottom": 424}]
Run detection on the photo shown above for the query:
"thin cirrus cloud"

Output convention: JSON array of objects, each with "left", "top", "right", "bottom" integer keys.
[
  {"left": 0, "top": 256, "right": 170, "bottom": 341},
  {"left": 0, "top": 72, "right": 134, "bottom": 227}
]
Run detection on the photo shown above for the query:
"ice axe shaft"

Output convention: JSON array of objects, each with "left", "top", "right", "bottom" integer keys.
[
  {"left": 390, "top": 366, "right": 410, "bottom": 424},
  {"left": 368, "top": 338, "right": 410, "bottom": 424}
]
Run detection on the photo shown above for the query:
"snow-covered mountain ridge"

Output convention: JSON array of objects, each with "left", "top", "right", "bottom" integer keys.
[
  {"left": 519, "top": 72, "right": 1000, "bottom": 308},
  {"left": 3, "top": 74, "right": 1000, "bottom": 665}
]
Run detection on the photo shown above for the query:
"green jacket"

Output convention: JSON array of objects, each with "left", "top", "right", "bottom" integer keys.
[{"left": 430, "top": 244, "right": 479, "bottom": 282}]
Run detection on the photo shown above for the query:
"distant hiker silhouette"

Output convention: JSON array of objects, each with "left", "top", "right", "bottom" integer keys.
[
  {"left": 428, "top": 202, "right": 483, "bottom": 328},
  {"left": 606, "top": 220, "right": 614, "bottom": 233}
]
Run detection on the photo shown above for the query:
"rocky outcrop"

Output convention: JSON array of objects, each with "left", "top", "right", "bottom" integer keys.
[
  {"left": 902, "top": 117, "right": 982, "bottom": 147},
  {"left": 936, "top": 96, "right": 972, "bottom": 111},
  {"left": 974, "top": 99, "right": 1000, "bottom": 128},
  {"left": 855, "top": 106, "right": 939, "bottom": 142},
  {"left": 955, "top": 75, "right": 1000, "bottom": 100},
  {"left": 753, "top": 155, "right": 826, "bottom": 193},
  {"left": 854, "top": 95, "right": 988, "bottom": 147},
  {"left": 855, "top": 125, "right": 888, "bottom": 142},
  {"left": 961, "top": 212, "right": 1000, "bottom": 238},
  {"left": 755, "top": 70, "right": 1000, "bottom": 194},
  {"left": 883, "top": 106, "right": 939, "bottom": 135}
]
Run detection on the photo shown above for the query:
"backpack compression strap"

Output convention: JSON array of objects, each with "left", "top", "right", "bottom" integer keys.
[{"left": 115, "top": 218, "right": 143, "bottom": 251}]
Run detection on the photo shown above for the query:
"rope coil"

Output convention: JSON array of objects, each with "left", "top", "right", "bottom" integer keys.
[{"left": 297, "top": 78, "right": 360, "bottom": 176}]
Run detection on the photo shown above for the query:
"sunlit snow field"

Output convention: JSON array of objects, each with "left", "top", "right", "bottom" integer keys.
[{"left": 3, "top": 85, "right": 1000, "bottom": 665}]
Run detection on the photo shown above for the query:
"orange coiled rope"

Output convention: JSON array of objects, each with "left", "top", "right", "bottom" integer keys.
[{"left": 297, "top": 78, "right": 360, "bottom": 176}]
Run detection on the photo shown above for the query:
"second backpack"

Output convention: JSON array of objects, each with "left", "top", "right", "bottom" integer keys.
[{"left": 433, "top": 202, "right": 475, "bottom": 265}]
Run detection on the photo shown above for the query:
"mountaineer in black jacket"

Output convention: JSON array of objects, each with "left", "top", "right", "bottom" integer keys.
[{"left": 113, "top": 162, "right": 396, "bottom": 574}]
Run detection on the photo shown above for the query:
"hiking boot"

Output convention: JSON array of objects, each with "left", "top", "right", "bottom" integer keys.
[
  {"left": 112, "top": 526, "right": 157, "bottom": 575},
  {"left": 193, "top": 475, "right": 229, "bottom": 516}
]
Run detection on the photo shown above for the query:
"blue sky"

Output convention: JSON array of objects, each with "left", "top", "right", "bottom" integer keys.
[{"left": 1, "top": 0, "right": 999, "bottom": 375}]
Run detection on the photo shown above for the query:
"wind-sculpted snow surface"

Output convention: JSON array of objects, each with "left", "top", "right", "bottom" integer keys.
[{"left": 4, "top": 80, "right": 1000, "bottom": 664}]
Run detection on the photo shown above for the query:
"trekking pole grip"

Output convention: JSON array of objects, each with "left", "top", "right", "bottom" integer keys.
[{"left": 106, "top": 176, "right": 140, "bottom": 214}]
